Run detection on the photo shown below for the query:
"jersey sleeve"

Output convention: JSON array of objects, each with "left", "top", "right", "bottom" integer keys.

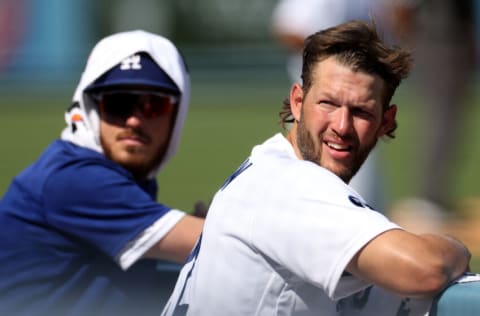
[
  {"left": 251, "top": 199, "right": 398, "bottom": 299},
  {"left": 42, "top": 158, "right": 179, "bottom": 263},
  {"left": 247, "top": 164, "right": 399, "bottom": 300}
]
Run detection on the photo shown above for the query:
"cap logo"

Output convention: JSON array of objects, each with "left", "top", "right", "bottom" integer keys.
[
  {"left": 86, "top": 52, "right": 180, "bottom": 94},
  {"left": 119, "top": 54, "right": 142, "bottom": 70}
]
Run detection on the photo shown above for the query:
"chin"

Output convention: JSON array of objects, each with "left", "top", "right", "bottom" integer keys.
[
  {"left": 323, "top": 162, "right": 353, "bottom": 183},
  {"left": 120, "top": 160, "right": 152, "bottom": 179},
  {"left": 332, "top": 170, "right": 351, "bottom": 183},
  {"left": 112, "top": 152, "right": 148, "bottom": 168}
]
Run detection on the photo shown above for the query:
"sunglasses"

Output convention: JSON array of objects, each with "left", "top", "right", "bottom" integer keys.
[{"left": 94, "top": 91, "right": 178, "bottom": 120}]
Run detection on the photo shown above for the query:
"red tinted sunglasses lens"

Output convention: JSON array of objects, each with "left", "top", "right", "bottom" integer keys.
[
  {"left": 142, "top": 95, "right": 174, "bottom": 118},
  {"left": 99, "top": 93, "right": 174, "bottom": 119}
]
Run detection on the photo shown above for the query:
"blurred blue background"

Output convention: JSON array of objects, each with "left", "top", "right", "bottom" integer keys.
[{"left": 0, "top": 0, "right": 287, "bottom": 94}]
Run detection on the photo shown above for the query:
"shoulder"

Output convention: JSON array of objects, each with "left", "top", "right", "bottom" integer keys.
[
  {"left": 239, "top": 134, "right": 365, "bottom": 210},
  {"left": 47, "top": 139, "right": 129, "bottom": 179},
  {"left": 13, "top": 140, "right": 126, "bottom": 196},
  {"left": 41, "top": 140, "right": 137, "bottom": 204}
]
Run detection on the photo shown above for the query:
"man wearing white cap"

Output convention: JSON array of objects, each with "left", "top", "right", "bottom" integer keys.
[{"left": 0, "top": 30, "right": 203, "bottom": 316}]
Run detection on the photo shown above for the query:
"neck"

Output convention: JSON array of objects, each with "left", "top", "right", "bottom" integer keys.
[{"left": 285, "top": 123, "right": 303, "bottom": 160}]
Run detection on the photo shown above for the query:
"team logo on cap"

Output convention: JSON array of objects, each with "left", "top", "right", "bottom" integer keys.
[{"left": 120, "top": 54, "right": 142, "bottom": 70}]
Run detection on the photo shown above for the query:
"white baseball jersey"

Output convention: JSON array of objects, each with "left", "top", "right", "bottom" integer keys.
[{"left": 162, "top": 134, "right": 431, "bottom": 316}]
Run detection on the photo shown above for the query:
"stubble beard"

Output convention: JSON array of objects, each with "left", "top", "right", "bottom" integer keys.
[
  {"left": 101, "top": 131, "right": 168, "bottom": 180},
  {"left": 296, "top": 116, "right": 376, "bottom": 183}
]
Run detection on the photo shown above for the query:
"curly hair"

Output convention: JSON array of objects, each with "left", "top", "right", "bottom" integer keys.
[{"left": 279, "top": 20, "right": 413, "bottom": 138}]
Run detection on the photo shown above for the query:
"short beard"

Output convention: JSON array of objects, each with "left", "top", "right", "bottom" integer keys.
[
  {"left": 296, "top": 116, "right": 376, "bottom": 183},
  {"left": 121, "top": 146, "right": 167, "bottom": 180},
  {"left": 101, "top": 132, "right": 168, "bottom": 181},
  {"left": 296, "top": 117, "right": 320, "bottom": 165}
]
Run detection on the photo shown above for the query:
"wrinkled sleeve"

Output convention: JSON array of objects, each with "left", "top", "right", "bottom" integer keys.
[{"left": 248, "top": 164, "right": 400, "bottom": 300}]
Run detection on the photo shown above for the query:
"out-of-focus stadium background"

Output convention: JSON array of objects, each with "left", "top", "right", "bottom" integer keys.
[
  {"left": 0, "top": 0, "right": 289, "bottom": 208},
  {"left": 1, "top": 0, "right": 480, "bottom": 264}
]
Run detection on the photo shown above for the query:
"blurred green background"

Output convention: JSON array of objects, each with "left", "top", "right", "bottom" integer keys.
[
  {"left": 2, "top": 78, "right": 480, "bottom": 215},
  {"left": 1, "top": 0, "right": 480, "bottom": 267}
]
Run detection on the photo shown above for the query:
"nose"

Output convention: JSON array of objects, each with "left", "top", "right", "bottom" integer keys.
[
  {"left": 331, "top": 106, "right": 353, "bottom": 136},
  {"left": 125, "top": 103, "right": 145, "bottom": 127}
]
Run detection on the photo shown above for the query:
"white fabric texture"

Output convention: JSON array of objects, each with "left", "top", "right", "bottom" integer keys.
[
  {"left": 162, "top": 134, "right": 404, "bottom": 316},
  {"left": 61, "top": 30, "right": 190, "bottom": 178}
]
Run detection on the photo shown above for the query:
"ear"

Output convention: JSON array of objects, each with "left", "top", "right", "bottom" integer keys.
[
  {"left": 290, "top": 83, "right": 304, "bottom": 121},
  {"left": 377, "top": 104, "right": 397, "bottom": 137}
]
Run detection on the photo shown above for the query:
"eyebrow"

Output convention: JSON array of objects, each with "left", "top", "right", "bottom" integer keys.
[{"left": 320, "top": 90, "right": 378, "bottom": 110}]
